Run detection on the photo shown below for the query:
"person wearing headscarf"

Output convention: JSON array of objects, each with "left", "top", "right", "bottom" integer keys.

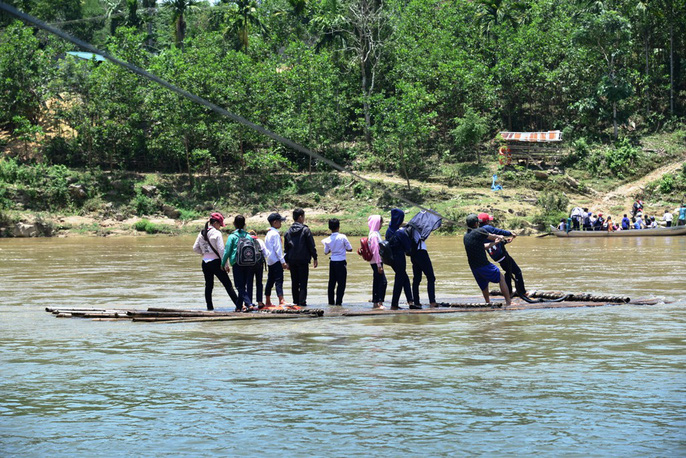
[{"left": 385, "top": 208, "right": 415, "bottom": 310}]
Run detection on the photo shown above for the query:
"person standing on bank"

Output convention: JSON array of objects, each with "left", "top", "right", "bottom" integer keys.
[
  {"left": 464, "top": 214, "right": 512, "bottom": 306},
  {"left": 284, "top": 208, "right": 318, "bottom": 307},
  {"left": 192, "top": 212, "right": 239, "bottom": 311},
  {"left": 264, "top": 213, "right": 289, "bottom": 308},
  {"left": 222, "top": 215, "right": 255, "bottom": 312},
  {"left": 322, "top": 218, "right": 353, "bottom": 305}
]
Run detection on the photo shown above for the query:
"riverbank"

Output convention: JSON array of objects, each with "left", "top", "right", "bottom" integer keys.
[{"left": 1, "top": 134, "right": 684, "bottom": 237}]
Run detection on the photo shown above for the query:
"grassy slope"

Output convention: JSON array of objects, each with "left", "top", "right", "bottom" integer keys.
[{"left": 1, "top": 133, "right": 685, "bottom": 237}]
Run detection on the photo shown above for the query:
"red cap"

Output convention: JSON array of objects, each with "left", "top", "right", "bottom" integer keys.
[
  {"left": 598, "top": 213, "right": 603, "bottom": 217},
  {"left": 477, "top": 212, "right": 493, "bottom": 222},
  {"left": 210, "top": 212, "right": 225, "bottom": 227}
]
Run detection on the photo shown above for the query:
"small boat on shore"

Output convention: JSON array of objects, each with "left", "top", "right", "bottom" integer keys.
[{"left": 549, "top": 225, "right": 686, "bottom": 237}]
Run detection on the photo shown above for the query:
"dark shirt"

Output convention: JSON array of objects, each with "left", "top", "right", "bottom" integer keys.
[
  {"left": 284, "top": 222, "right": 317, "bottom": 264},
  {"left": 487, "top": 241, "right": 508, "bottom": 263},
  {"left": 480, "top": 224, "right": 513, "bottom": 237},
  {"left": 464, "top": 228, "right": 491, "bottom": 269}
]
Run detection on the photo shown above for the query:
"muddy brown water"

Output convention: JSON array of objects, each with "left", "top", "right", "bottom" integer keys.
[{"left": 1, "top": 235, "right": 684, "bottom": 456}]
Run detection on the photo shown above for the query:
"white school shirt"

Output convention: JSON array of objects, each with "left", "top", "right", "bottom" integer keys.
[
  {"left": 192, "top": 227, "right": 225, "bottom": 262},
  {"left": 663, "top": 212, "right": 673, "bottom": 223},
  {"left": 322, "top": 232, "right": 352, "bottom": 262},
  {"left": 264, "top": 227, "right": 285, "bottom": 266}
]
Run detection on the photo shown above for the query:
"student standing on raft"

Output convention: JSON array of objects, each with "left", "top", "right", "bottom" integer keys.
[
  {"left": 322, "top": 218, "right": 353, "bottom": 306},
  {"left": 464, "top": 214, "right": 511, "bottom": 306},
  {"left": 409, "top": 213, "right": 440, "bottom": 309},
  {"left": 248, "top": 230, "right": 267, "bottom": 308},
  {"left": 192, "top": 212, "right": 239, "bottom": 311},
  {"left": 367, "top": 215, "right": 387, "bottom": 309},
  {"left": 264, "top": 213, "right": 289, "bottom": 308},
  {"left": 478, "top": 213, "right": 526, "bottom": 298},
  {"left": 284, "top": 208, "right": 318, "bottom": 307},
  {"left": 386, "top": 208, "right": 415, "bottom": 310},
  {"left": 222, "top": 215, "right": 255, "bottom": 312}
]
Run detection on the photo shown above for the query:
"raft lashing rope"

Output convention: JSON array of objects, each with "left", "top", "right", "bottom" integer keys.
[
  {"left": 489, "top": 290, "right": 631, "bottom": 303},
  {"left": 0, "top": 1, "right": 447, "bottom": 223}
]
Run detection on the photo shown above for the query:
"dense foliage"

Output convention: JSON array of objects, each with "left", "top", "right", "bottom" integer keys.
[{"left": 0, "top": 0, "right": 684, "bottom": 181}]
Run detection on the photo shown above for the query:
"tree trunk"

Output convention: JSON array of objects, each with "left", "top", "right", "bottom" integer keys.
[
  {"left": 669, "top": 22, "right": 674, "bottom": 115},
  {"left": 175, "top": 15, "right": 186, "bottom": 50},
  {"left": 399, "top": 144, "right": 410, "bottom": 190},
  {"left": 360, "top": 58, "right": 372, "bottom": 147},
  {"left": 645, "top": 30, "right": 650, "bottom": 119},
  {"left": 184, "top": 136, "right": 193, "bottom": 188}
]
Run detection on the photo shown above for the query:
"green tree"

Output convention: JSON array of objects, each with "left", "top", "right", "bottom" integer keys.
[
  {"left": 222, "top": 0, "right": 267, "bottom": 52},
  {"left": 372, "top": 81, "right": 436, "bottom": 189},
  {"left": 574, "top": 4, "right": 633, "bottom": 139},
  {"left": 0, "top": 22, "right": 53, "bottom": 127},
  {"left": 163, "top": 0, "right": 197, "bottom": 48}
]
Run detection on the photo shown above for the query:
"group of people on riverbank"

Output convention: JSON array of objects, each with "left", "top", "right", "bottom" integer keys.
[
  {"left": 193, "top": 208, "right": 525, "bottom": 311},
  {"left": 563, "top": 200, "right": 686, "bottom": 232}
]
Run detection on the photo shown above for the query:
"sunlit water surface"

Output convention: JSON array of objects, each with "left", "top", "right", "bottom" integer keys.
[{"left": 1, "top": 235, "right": 684, "bottom": 456}]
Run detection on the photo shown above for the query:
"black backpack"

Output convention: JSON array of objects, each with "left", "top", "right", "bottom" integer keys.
[
  {"left": 236, "top": 235, "right": 259, "bottom": 267},
  {"left": 378, "top": 239, "right": 394, "bottom": 265}
]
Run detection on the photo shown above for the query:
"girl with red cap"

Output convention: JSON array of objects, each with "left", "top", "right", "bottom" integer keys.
[{"left": 192, "top": 212, "right": 239, "bottom": 310}]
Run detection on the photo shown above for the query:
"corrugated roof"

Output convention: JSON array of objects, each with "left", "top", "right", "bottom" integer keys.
[{"left": 499, "top": 131, "right": 562, "bottom": 142}]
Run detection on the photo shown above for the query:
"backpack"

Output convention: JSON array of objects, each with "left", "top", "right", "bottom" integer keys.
[
  {"left": 251, "top": 236, "right": 265, "bottom": 265},
  {"left": 236, "top": 235, "right": 259, "bottom": 267},
  {"left": 358, "top": 237, "right": 373, "bottom": 261},
  {"left": 378, "top": 240, "right": 394, "bottom": 265}
]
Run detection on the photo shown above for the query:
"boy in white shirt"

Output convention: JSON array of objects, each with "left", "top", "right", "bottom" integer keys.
[
  {"left": 322, "top": 218, "right": 353, "bottom": 305},
  {"left": 264, "top": 213, "right": 289, "bottom": 307}
]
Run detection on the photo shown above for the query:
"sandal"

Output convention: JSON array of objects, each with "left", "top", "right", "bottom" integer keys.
[{"left": 372, "top": 303, "right": 385, "bottom": 310}]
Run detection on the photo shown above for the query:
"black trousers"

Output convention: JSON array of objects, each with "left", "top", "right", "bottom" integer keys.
[
  {"left": 389, "top": 248, "right": 413, "bottom": 307},
  {"left": 201, "top": 259, "right": 238, "bottom": 310},
  {"left": 572, "top": 217, "right": 580, "bottom": 230},
  {"left": 290, "top": 262, "right": 310, "bottom": 306},
  {"left": 411, "top": 249, "right": 436, "bottom": 304},
  {"left": 265, "top": 262, "right": 284, "bottom": 298},
  {"left": 371, "top": 263, "right": 387, "bottom": 303},
  {"left": 249, "top": 262, "right": 264, "bottom": 304},
  {"left": 499, "top": 255, "right": 526, "bottom": 296},
  {"left": 232, "top": 264, "right": 254, "bottom": 309},
  {"left": 328, "top": 260, "right": 347, "bottom": 305}
]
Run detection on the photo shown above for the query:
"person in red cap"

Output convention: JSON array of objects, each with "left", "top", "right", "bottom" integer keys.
[
  {"left": 478, "top": 212, "right": 527, "bottom": 298},
  {"left": 192, "top": 212, "right": 239, "bottom": 310}
]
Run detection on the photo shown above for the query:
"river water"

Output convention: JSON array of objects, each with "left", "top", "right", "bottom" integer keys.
[{"left": 1, "top": 234, "right": 684, "bottom": 456}]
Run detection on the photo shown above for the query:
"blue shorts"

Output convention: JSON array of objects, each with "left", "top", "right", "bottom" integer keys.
[{"left": 471, "top": 263, "right": 502, "bottom": 290}]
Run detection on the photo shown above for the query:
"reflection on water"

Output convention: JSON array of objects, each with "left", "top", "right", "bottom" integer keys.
[{"left": 0, "top": 235, "right": 684, "bottom": 456}]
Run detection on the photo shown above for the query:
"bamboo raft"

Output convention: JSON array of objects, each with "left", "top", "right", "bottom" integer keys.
[{"left": 45, "top": 291, "right": 659, "bottom": 323}]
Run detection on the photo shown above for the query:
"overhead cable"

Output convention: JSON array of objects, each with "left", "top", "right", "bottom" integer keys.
[{"left": 0, "top": 1, "right": 450, "bottom": 222}]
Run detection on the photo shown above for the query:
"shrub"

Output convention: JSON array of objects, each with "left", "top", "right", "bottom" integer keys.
[{"left": 451, "top": 105, "right": 489, "bottom": 162}]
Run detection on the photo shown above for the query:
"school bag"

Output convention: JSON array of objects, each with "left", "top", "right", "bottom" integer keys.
[
  {"left": 236, "top": 234, "right": 259, "bottom": 267},
  {"left": 357, "top": 237, "right": 373, "bottom": 261},
  {"left": 378, "top": 240, "right": 394, "bottom": 265},
  {"left": 251, "top": 236, "right": 265, "bottom": 266}
]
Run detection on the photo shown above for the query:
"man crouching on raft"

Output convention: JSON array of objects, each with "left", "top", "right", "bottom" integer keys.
[{"left": 463, "top": 214, "right": 511, "bottom": 305}]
